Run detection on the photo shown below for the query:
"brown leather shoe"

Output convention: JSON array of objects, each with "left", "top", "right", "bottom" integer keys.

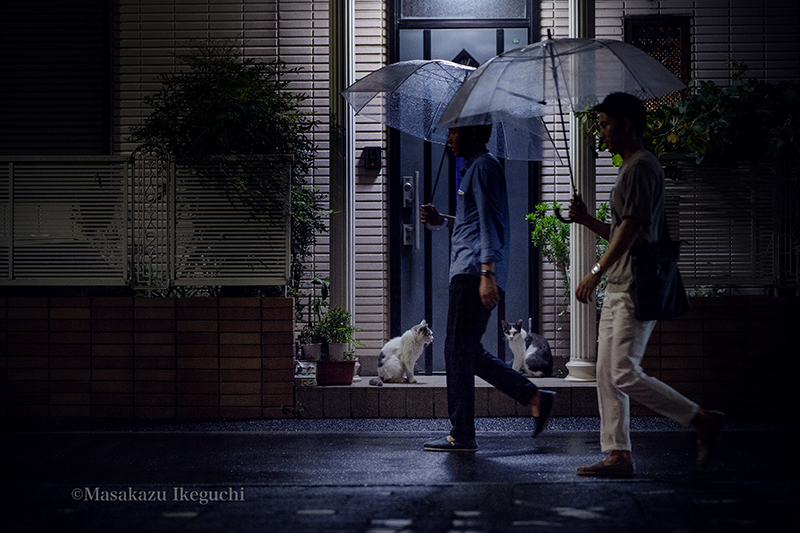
[
  {"left": 696, "top": 410, "right": 725, "bottom": 468},
  {"left": 577, "top": 460, "right": 635, "bottom": 478}
]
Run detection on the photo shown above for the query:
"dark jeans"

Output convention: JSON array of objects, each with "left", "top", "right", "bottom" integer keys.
[{"left": 445, "top": 274, "right": 539, "bottom": 443}]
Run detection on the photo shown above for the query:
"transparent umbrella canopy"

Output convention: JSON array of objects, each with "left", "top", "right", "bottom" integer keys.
[
  {"left": 439, "top": 37, "right": 686, "bottom": 125},
  {"left": 342, "top": 59, "right": 469, "bottom": 144},
  {"left": 438, "top": 36, "right": 686, "bottom": 209},
  {"left": 342, "top": 59, "right": 558, "bottom": 162}
]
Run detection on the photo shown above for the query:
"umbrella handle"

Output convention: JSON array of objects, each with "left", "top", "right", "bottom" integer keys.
[{"left": 554, "top": 206, "right": 574, "bottom": 224}]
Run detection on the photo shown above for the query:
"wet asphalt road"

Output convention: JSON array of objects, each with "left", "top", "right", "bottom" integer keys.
[{"left": 3, "top": 417, "right": 798, "bottom": 532}]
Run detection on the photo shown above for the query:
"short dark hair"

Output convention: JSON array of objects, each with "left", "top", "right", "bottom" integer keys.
[
  {"left": 472, "top": 124, "right": 492, "bottom": 144},
  {"left": 594, "top": 92, "right": 647, "bottom": 137}
]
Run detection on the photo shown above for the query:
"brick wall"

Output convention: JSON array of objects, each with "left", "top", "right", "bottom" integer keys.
[
  {"left": 637, "top": 296, "right": 798, "bottom": 418},
  {"left": 0, "top": 297, "right": 295, "bottom": 419}
]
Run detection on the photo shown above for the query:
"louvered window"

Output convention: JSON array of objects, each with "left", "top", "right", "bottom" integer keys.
[{"left": 664, "top": 157, "right": 779, "bottom": 288}]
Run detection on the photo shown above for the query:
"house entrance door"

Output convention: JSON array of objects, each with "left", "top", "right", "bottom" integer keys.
[{"left": 390, "top": 15, "right": 540, "bottom": 373}]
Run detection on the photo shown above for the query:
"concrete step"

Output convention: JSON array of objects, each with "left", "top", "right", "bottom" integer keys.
[{"left": 295, "top": 376, "right": 603, "bottom": 419}]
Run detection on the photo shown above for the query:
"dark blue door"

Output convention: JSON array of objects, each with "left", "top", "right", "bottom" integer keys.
[{"left": 391, "top": 23, "right": 540, "bottom": 373}]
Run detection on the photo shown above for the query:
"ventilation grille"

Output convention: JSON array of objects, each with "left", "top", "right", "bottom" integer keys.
[{"left": 626, "top": 17, "right": 689, "bottom": 111}]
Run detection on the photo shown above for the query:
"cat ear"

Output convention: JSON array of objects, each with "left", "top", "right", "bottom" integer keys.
[
  {"left": 501, "top": 320, "right": 508, "bottom": 329},
  {"left": 515, "top": 319, "right": 523, "bottom": 330},
  {"left": 420, "top": 319, "right": 427, "bottom": 327}
]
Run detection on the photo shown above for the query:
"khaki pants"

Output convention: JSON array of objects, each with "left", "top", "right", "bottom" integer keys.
[{"left": 597, "top": 291, "right": 699, "bottom": 452}]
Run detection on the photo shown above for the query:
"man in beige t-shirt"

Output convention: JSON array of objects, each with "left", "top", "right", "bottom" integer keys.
[{"left": 569, "top": 92, "right": 724, "bottom": 477}]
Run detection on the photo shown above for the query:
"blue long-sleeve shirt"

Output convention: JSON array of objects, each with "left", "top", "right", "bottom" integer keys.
[{"left": 449, "top": 150, "right": 510, "bottom": 290}]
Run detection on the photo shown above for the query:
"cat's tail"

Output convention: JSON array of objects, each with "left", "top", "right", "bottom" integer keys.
[{"left": 368, "top": 377, "right": 383, "bottom": 387}]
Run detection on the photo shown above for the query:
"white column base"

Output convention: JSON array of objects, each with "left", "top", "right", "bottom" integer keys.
[{"left": 565, "top": 359, "right": 597, "bottom": 382}]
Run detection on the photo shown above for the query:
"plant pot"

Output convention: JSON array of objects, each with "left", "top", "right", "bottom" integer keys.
[
  {"left": 315, "top": 360, "right": 356, "bottom": 386},
  {"left": 300, "top": 343, "right": 322, "bottom": 361},
  {"left": 326, "top": 342, "right": 349, "bottom": 361}
]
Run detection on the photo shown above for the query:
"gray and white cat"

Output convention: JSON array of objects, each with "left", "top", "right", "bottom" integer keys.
[
  {"left": 501, "top": 319, "right": 554, "bottom": 378},
  {"left": 369, "top": 320, "right": 433, "bottom": 386}
]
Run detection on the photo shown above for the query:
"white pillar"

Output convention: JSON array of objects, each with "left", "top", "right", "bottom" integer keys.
[
  {"left": 329, "top": 0, "right": 356, "bottom": 314},
  {"left": 565, "top": 0, "right": 597, "bottom": 382}
]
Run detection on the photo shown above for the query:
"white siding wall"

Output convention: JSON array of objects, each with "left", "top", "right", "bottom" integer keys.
[
  {"left": 353, "top": 1, "right": 390, "bottom": 354},
  {"left": 538, "top": 0, "right": 800, "bottom": 360},
  {"left": 272, "top": 0, "right": 332, "bottom": 327}
]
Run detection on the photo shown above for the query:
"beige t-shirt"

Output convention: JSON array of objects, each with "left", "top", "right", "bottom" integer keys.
[{"left": 605, "top": 149, "right": 665, "bottom": 293}]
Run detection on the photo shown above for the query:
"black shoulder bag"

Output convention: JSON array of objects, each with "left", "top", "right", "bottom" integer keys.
[{"left": 628, "top": 214, "right": 691, "bottom": 321}]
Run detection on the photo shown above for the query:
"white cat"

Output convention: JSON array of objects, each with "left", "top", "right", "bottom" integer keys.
[
  {"left": 369, "top": 320, "right": 433, "bottom": 386},
  {"left": 501, "top": 319, "right": 554, "bottom": 378}
]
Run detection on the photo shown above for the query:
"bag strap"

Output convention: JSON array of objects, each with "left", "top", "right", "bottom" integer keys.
[{"left": 659, "top": 209, "right": 671, "bottom": 243}]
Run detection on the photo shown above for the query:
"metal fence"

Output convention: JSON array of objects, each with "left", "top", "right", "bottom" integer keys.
[{"left": 1, "top": 149, "right": 292, "bottom": 289}]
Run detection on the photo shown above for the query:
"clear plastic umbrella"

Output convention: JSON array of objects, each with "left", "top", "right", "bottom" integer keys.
[
  {"left": 437, "top": 36, "right": 686, "bottom": 218},
  {"left": 342, "top": 59, "right": 558, "bottom": 162},
  {"left": 439, "top": 37, "right": 686, "bottom": 124}
]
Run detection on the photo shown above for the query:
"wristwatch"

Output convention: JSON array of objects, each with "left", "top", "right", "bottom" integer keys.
[
  {"left": 481, "top": 269, "right": 494, "bottom": 278},
  {"left": 591, "top": 262, "right": 604, "bottom": 276}
]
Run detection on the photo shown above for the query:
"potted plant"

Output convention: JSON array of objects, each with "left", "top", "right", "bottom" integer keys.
[
  {"left": 315, "top": 306, "right": 361, "bottom": 385},
  {"left": 296, "top": 323, "right": 323, "bottom": 360},
  {"left": 293, "top": 276, "right": 329, "bottom": 360},
  {"left": 318, "top": 305, "right": 362, "bottom": 360},
  {"left": 127, "top": 39, "right": 328, "bottom": 298}
]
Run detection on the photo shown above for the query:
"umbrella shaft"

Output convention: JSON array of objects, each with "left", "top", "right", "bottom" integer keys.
[
  {"left": 548, "top": 41, "right": 577, "bottom": 195},
  {"left": 556, "top": 97, "right": 577, "bottom": 195},
  {"left": 427, "top": 147, "right": 448, "bottom": 205}
]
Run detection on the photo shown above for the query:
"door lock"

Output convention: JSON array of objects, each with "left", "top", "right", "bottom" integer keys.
[{"left": 402, "top": 176, "right": 414, "bottom": 208}]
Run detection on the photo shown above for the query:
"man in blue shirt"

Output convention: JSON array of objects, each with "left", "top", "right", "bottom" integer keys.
[{"left": 420, "top": 125, "right": 556, "bottom": 451}]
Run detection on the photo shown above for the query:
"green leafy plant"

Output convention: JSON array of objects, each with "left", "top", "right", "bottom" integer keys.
[
  {"left": 128, "top": 40, "right": 318, "bottom": 170},
  {"left": 527, "top": 201, "right": 571, "bottom": 283},
  {"left": 292, "top": 276, "right": 329, "bottom": 345},
  {"left": 289, "top": 186, "right": 329, "bottom": 293},
  {"left": 127, "top": 39, "right": 328, "bottom": 298},
  {"left": 688, "top": 285, "right": 727, "bottom": 297},
  {"left": 319, "top": 306, "right": 362, "bottom": 347},
  {"left": 648, "top": 66, "right": 800, "bottom": 164},
  {"left": 527, "top": 201, "right": 609, "bottom": 310},
  {"left": 578, "top": 64, "right": 800, "bottom": 165},
  {"left": 296, "top": 323, "right": 323, "bottom": 346}
]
